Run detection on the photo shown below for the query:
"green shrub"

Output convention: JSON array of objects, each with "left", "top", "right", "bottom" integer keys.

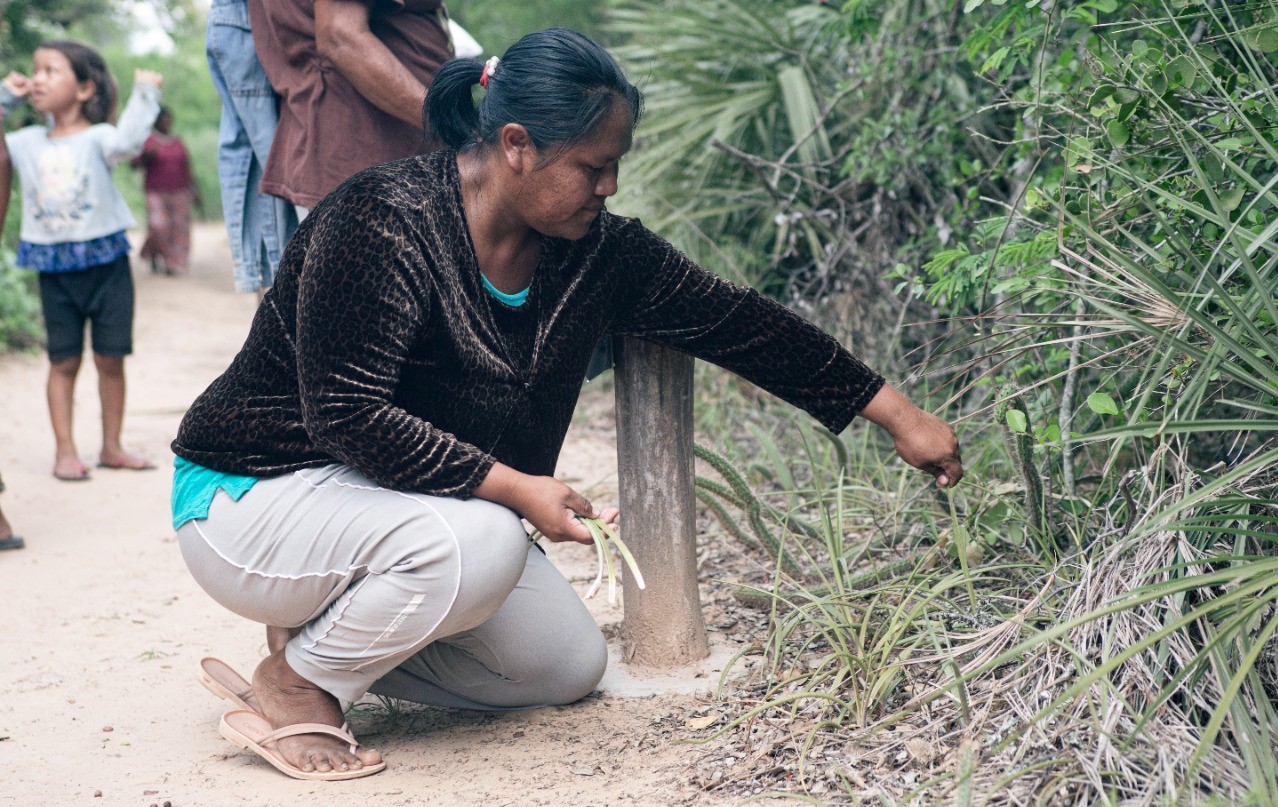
[{"left": 0, "top": 247, "right": 41, "bottom": 353}]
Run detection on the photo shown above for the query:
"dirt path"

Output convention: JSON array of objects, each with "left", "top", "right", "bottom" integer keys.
[{"left": 0, "top": 224, "right": 745, "bottom": 807}]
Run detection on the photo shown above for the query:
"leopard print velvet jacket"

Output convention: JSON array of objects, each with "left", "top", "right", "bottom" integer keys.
[{"left": 172, "top": 150, "right": 886, "bottom": 497}]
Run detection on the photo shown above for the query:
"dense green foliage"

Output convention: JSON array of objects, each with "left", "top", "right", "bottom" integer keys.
[
  {"left": 0, "top": 0, "right": 113, "bottom": 64},
  {"left": 0, "top": 247, "right": 40, "bottom": 350},
  {"left": 609, "top": 0, "right": 1006, "bottom": 365},
  {"left": 614, "top": 0, "right": 1278, "bottom": 802}
]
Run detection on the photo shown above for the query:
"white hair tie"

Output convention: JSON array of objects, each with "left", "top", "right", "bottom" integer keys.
[{"left": 480, "top": 56, "right": 500, "bottom": 88}]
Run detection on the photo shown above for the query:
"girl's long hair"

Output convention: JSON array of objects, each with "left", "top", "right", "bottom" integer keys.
[{"left": 38, "top": 40, "right": 117, "bottom": 124}]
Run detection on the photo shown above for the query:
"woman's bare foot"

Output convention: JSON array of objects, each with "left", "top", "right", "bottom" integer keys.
[
  {"left": 97, "top": 449, "right": 156, "bottom": 470},
  {"left": 251, "top": 651, "right": 381, "bottom": 774},
  {"left": 53, "top": 456, "right": 91, "bottom": 481}
]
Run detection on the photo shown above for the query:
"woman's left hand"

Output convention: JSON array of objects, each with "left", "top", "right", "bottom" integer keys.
[
  {"left": 889, "top": 407, "right": 962, "bottom": 488},
  {"left": 860, "top": 384, "right": 963, "bottom": 488}
]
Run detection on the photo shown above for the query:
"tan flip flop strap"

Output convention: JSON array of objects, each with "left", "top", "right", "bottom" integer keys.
[{"left": 258, "top": 721, "right": 360, "bottom": 752}]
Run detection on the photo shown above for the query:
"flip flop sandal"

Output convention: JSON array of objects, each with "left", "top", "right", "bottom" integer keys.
[
  {"left": 198, "top": 657, "right": 258, "bottom": 711},
  {"left": 0, "top": 536, "right": 24, "bottom": 550},
  {"left": 218, "top": 709, "right": 386, "bottom": 781}
]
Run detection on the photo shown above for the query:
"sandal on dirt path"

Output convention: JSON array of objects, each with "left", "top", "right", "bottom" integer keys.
[
  {"left": 198, "top": 657, "right": 258, "bottom": 711},
  {"left": 218, "top": 709, "right": 386, "bottom": 781}
]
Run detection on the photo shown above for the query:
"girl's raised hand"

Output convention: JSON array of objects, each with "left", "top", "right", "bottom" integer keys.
[
  {"left": 3, "top": 72, "right": 30, "bottom": 97},
  {"left": 133, "top": 69, "right": 163, "bottom": 88}
]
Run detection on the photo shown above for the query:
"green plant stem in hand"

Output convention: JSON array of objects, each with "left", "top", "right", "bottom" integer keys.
[
  {"left": 591, "top": 516, "right": 619, "bottom": 603},
  {"left": 530, "top": 516, "right": 645, "bottom": 605}
]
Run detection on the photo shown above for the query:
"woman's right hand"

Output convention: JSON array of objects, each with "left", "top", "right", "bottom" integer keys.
[
  {"left": 517, "top": 476, "right": 599, "bottom": 544},
  {"left": 475, "top": 463, "right": 597, "bottom": 545}
]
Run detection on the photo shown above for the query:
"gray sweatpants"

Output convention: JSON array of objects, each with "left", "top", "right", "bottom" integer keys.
[{"left": 177, "top": 464, "right": 607, "bottom": 708}]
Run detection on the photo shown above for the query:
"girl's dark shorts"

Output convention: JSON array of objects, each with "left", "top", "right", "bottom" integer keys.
[{"left": 38, "top": 254, "right": 135, "bottom": 362}]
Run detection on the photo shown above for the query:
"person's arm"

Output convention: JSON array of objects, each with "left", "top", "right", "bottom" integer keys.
[
  {"left": 0, "top": 72, "right": 29, "bottom": 118},
  {"left": 473, "top": 462, "right": 605, "bottom": 545},
  {"left": 613, "top": 222, "right": 962, "bottom": 488},
  {"left": 97, "top": 70, "right": 163, "bottom": 166},
  {"left": 130, "top": 134, "right": 155, "bottom": 170},
  {"left": 314, "top": 0, "right": 428, "bottom": 129},
  {"left": 295, "top": 196, "right": 494, "bottom": 492},
  {"left": 0, "top": 113, "right": 11, "bottom": 234},
  {"left": 178, "top": 139, "right": 203, "bottom": 213},
  {"left": 190, "top": 172, "right": 204, "bottom": 216}
]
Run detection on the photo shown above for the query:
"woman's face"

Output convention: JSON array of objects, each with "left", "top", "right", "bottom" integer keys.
[{"left": 513, "top": 99, "right": 633, "bottom": 241}]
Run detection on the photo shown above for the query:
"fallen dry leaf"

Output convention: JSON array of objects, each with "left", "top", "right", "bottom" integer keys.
[
  {"left": 685, "top": 713, "right": 720, "bottom": 730},
  {"left": 904, "top": 738, "right": 934, "bottom": 764}
]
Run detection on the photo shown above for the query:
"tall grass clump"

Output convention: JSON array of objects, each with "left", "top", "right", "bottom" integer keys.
[
  {"left": 622, "top": 0, "right": 1278, "bottom": 804},
  {"left": 961, "top": 2, "right": 1278, "bottom": 802}
]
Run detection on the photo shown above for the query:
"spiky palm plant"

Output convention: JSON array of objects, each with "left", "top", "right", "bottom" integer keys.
[
  {"left": 607, "top": 0, "right": 999, "bottom": 363},
  {"left": 609, "top": 0, "right": 846, "bottom": 282}
]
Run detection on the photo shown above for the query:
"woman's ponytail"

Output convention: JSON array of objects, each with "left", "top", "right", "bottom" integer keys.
[
  {"left": 427, "top": 58, "right": 485, "bottom": 150},
  {"left": 427, "top": 29, "right": 641, "bottom": 158}
]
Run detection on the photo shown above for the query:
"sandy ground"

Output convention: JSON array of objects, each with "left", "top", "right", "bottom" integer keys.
[{"left": 0, "top": 224, "right": 748, "bottom": 807}]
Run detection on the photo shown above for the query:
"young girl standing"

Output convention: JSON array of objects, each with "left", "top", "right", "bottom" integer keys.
[{"left": 0, "top": 41, "right": 162, "bottom": 480}]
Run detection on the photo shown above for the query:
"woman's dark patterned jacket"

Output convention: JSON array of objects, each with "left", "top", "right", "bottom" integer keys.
[{"left": 172, "top": 150, "right": 886, "bottom": 497}]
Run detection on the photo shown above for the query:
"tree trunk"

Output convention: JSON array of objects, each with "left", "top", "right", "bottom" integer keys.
[{"left": 614, "top": 336, "right": 708, "bottom": 667}]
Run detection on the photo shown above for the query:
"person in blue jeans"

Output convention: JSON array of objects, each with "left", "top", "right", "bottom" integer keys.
[{"left": 205, "top": 0, "right": 297, "bottom": 297}]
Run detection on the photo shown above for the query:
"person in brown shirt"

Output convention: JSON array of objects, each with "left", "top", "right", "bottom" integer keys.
[{"left": 247, "top": 0, "right": 453, "bottom": 211}]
